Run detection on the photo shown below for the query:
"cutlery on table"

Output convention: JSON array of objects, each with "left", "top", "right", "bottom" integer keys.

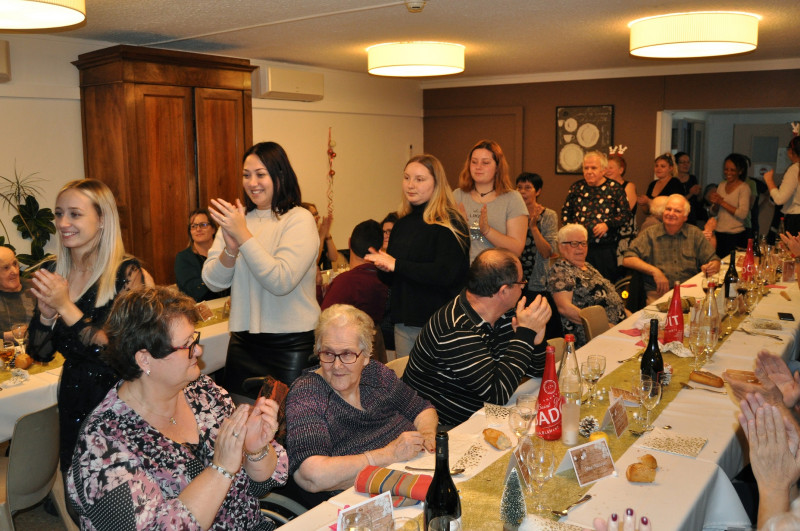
[
  {"left": 736, "top": 328, "right": 783, "bottom": 341},
  {"left": 617, "top": 352, "right": 641, "bottom": 364},
  {"left": 405, "top": 466, "right": 465, "bottom": 475},
  {"left": 680, "top": 381, "right": 727, "bottom": 395},
  {"left": 552, "top": 494, "right": 592, "bottom": 516}
]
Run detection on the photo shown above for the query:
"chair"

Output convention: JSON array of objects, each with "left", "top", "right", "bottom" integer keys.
[
  {"left": 385, "top": 356, "right": 409, "bottom": 378},
  {"left": 0, "top": 404, "right": 62, "bottom": 530},
  {"left": 546, "top": 338, "right": 565, "bottom": 365},
  {"left": 579, "top": 305, "right": 610, "bottom": 342}
]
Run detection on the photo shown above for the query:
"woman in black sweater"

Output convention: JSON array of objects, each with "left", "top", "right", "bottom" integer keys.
[{"left": 366, "top": 154, "right": 470, "bottom": 357}]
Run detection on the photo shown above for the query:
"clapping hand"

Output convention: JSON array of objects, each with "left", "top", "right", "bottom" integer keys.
[
  {"left": 364, "top": 247, "right": 396, "bottom": 272},
  {"left": 244, "top": 397, "right": 280, "bottom": 455},
  {"left": 757, "top": 351, "right": 800, "bottom": 409},
  {"left": 214, "top": 404, "right": 249, "bottom": 476},
  {"left": 209, "top": 198, "right": 250, "bottom": 251},
  {"left": 30, "top": 269, "right": 72, "bottom": 317},
  {"left": 512, "top": 295, "right": 551, "bottom": 344}
]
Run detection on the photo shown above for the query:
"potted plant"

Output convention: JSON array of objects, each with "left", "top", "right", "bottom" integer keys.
[{"left": 0, "top": 165, "right": 55, "bottom": 269}]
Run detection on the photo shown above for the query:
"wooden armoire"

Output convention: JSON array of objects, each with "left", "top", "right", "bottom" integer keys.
[{"left": 73, "top": 45, "right": 256, "bottom": 285}]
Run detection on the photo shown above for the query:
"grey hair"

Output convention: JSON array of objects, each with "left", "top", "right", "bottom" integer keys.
[
  {"left": 650, "top": 196, "right": 670, "bottom": 218},
  {"left": 666, "top": 193, "right": 691, "bottom": 215},
  {"left": 314, "top": 304, "right": 375, "bottom": 358},
  {"left": 558, "top": 223, "right": 588, "bottom": 243},
  {"left": 583, "top": 150, "right": 608, "bottom": 170}
]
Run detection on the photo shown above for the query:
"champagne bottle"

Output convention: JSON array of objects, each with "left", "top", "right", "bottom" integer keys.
[
  {"left": 557, "top": 335, "right": 581, "bottom": 446},
  {"left": 424, "top": 432, "right": 461, "bottom": 529},
  {"left": 640, "top": 319, "right": 664, "bottom": 384},
  {"left": 742, "top": 238, "right": 755, "bottom": 282},
  {"left": 723, "top": 250, "right": 738, "bottom": 299},
  {"left": 663, "top": 282, "right": 684, "bottom": 343},
  {"left": 536, "top": 345, "right": 562, "bottom": 441}
]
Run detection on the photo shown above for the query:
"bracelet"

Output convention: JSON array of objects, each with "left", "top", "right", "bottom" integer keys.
[
  {"left": 209, "top": 463, "right": 235, "bottom": 480},
  {"left": 40, "top": 313, "right": 59, "bottom": 325},
  {"left": 244, "top": 443, "right": 271, "bottom": 462},
  {"left": 223, "top": 247, "right": 238, "bottom": 259},
  {"left": 364, "top": 451, "right": 376, "bottom": 466}
]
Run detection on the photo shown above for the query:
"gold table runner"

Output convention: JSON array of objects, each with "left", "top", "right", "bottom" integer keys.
[{"left": 0, "top": 352, "right": 65, "bottom": 384}]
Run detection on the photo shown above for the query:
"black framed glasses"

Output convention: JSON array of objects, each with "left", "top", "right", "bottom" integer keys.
[
  {"left": 562, "top": 240, "right": 588, "bottom": 248},
  {"left": 509, "top": 279, "right": 528, "bottom": 287},
  {"left": 190, "top": 222, "right": 211, "bottom": 230},
  {"left": 318, "top": 350, "right": 363, "bottom": 364},
  {"left": 170, "top": 331, "right": 201, "bottom": 358}
]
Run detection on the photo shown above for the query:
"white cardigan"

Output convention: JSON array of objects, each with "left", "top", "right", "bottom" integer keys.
[{"left": 202, "top": 206, "right": 320, "bottom": 334}]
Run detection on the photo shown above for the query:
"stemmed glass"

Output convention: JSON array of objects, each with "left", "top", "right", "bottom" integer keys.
[
  {"left": 342, "top": 508, "right": 372, "bottom": 531},
  {"left": 508, "top": 406, "right": 533, "bottom": 445},
  {"left": 634, "top": 377, "right": 653, "bottom": 432},
  {"left": 526, "top": 446, "right": 554, "bottom": 514},
  {"left": 516, "top": 394, "right": 537, "bottom": 434},
  {"left": 724, "top": 297, "right": 737, "bottom": 335},
  {"left": 10, "top": 323, "right": 27, "bottom": 356},
  {"left": 745, "top": 289, "right": 759, "bottom": 315},
  {"left": 581, "top": 355, "right": 606, "bottom": 405},
  {"left": 641, "top": 381, "right": 662, "bottom": 431},
  {"left": 428, "top": 516, "right": 460, "bottom": 531}
]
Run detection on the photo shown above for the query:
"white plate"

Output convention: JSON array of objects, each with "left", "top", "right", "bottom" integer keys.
[
  {"left": 559, "top": 143, "right": 583, "bottom": 172},
  {"left": 577, "top": 123, "right": 600, "bottom": 148},
  {"left": 564, "top": 117, "right": 578, "bottom": 132}
]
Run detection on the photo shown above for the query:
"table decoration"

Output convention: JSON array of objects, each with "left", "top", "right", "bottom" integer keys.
[
  {"left": 638, "top": 427, "right": 707, "bottom": 458},
  {"left": 0, "top": 368, "right": 29, "bottom": 388},
  {"left": 452, "top": 443, "right": 487, "bottom": 473},
  {"left": 0, "top": 352, "right": 63, "bottom": 385},
  {"left": 500, "top": 467, "right": 527, "bottom": 527},
  {"left": 195, "top": 305, "right": 228, "bottom": 329},
  {"left": 484, "top": 402, "right": 510, "bottom": 426},
  {"left": 354, "top": 466, "right": 430, "bottom": 507}
]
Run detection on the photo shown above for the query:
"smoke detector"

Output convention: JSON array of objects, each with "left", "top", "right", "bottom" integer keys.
[{"left": 404, "top": 0, "right": 427, "bottom": 13}]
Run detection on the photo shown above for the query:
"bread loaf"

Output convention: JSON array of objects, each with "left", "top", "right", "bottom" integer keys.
[
  {"left": 689, "top": 370, "right": 724, "bottom": 388},
  {"left": 483, "top": 428, "right": 511, "bottom": 450},
  {"left": 626, "top": 454, "right": 658, "bottom": 483},
  {"left": 638, "top": 453, "right": 657, "bottom": 470}
]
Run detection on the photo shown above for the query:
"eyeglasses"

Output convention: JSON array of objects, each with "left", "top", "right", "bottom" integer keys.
[
  {"left": 561, "top": 240, "right": 588, "bottom": 248},
  {"left": 190, "top": 222, "right": 211, "bottom": 230},
  {"left": 509, "top": 279, "right": 528, "bottom": 287},
  {"left": 169, "top": 331, "right": 201, "bottom": 358},
  {"left": 318, "top": 350, "right": 363, "bottom": 364},
  {"left": 383, "top": 230, "right": 392, "bottom": 235}
]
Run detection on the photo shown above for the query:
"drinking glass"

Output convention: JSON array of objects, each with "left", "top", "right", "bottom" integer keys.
[
  {"left": 725, "top": 297, "right": 737, "bottom": 335},
  {"left": 0, "top": 340, "right": 14, "bottom": 371},
  {"left": 516, "top": 394, "right": 537, "bottom": 434},
  {"left": 634, "top": 377, "right": 653, "bottom": 430},
  {"left": 526, "top": 446, "right": 554, "bottom": 514},
  {"left": 508, "top": 406, "right": 533, "bottom": 444},
  {"left": 581, "top": 355, "right": 606, "bottom": 405},
  {"left": 392, "top": 517, "right": 420, "bottom": 531},
  {"left": 10, "top": 323, "right": 27, "bottom": 356},
  {"left": 342, "top": 509, "right": 372, "bottom": 531},
  {"left": 428, "top": 516, "right": 460, "bottom": 531},
  {"left": 745, "top": 289, "right": 759, "bottom": 315},
  {"left": 642, "top": 381, "right": 662, "bottom": 431}
]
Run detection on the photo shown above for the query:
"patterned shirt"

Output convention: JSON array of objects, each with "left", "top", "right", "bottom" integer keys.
[
  {"left": 561, "top": 179, "right": 632, "bottom": 246},
  {"left": 624, "top": 223, "right": 719, "bottom": 292},
  {"left": 547, "top": 259, "right": 626, "bottom": 348},
  {"left": 402, "top": 290, "right": 546, "bottom": 425},
  {"left": 67, "top": 376, "right": 288, "bottom": 531},
  {"left": 520, "top": 207, "right": 558, "bottom": 292}
]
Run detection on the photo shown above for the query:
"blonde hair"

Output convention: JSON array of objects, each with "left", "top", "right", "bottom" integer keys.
[
  {"left": 399, "top": 154, "right": 468, "bottom": 248},
  {"left": 54, "top": 180, "right": 126, "bottom": 307},
  {"left": 457, "top": 140, "right": 513, "bottom": 194}
]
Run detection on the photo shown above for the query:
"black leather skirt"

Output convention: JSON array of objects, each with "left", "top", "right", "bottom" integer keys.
[{"left": 223, "top": 330, "right": 315, "bottom": 396}]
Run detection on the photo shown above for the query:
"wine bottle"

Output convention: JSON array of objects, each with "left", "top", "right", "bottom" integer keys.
[
  {"left": 424, "top": 432, "right": 461, "bottom": 529},
  {"left": 536, "top": 345, "right": 562, "bottom": 441},
  {"left": 557, "top": 335, "right": 580, "bottom": 446},
  {"left": 742, "top": 238, "right": 755, "bottom": 282},
  {"left": 640, "top": 319, "right": 664, "bottom": 384},
  {"left": 723, "top": 250, "right": 738, "bottom": 299},
  {"left": 663, "top": 282, "right": 684, "bottom": 343}
]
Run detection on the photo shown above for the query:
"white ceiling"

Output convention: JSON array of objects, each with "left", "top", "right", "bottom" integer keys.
[{"left": 44, "top": 0, "right": 800, "bottom": 86}]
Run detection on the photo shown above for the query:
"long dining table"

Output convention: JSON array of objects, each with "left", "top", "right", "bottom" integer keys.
[
  {"left": 0, "top": 295, "right": 232, "bottom": 442},
  {"left": 279, "top": 266, "right": 799, "bottom": 531}
]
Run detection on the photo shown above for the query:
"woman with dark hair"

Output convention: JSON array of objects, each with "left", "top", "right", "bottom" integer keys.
[
  {"left": 638, "top": 153, "right": 685, "bottom": 213},
  {"left": 175, "top": 209, "right": 230, "bottom": 302},
  {"left": 453, "top": 140, "right": 528, "bottom": 262},
  {"left": 68, "top": 286, "right": 287, "bottom": 530},
  {"left": 365, "top": 154, "right": 470, "bottom": 357},
  {"left": 380, "top": 212, "right": 398, "bottom": 252},
  {"left": 675, "top": 151, "right": 703, "bottom": 225},
  {"left": 709, "top": 153, "right": 752, "bottom": 256},
  {"left": 765, "top": 137, "right": 800, "bottom": 236},
  {"left": 204, "top": 142, "right": 319, "bottom": 393},
  {"left": 605, "top": 151, "right": 637, "bottom": 267}
]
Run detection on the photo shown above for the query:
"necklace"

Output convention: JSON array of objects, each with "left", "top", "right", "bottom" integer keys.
[
  {"left": 253, "top": 209, "right": 270, "bottom": 222},
  {"left": 478, "top": 187, "right": 496, "bottom": 197},
  {"left": 123, "top": 385, "right": 179, "bottom": 425}
]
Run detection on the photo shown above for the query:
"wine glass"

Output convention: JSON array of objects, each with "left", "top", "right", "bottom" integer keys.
[
  {"left": 641, "top": 381, "right": 662, "bottom": 431},
  {"left": 428, "top": 516, "right": 460, "bottom": 531},
  {"left": 516, "top": 394, "right": 537, "bottom": 434},
  {"left": 745, "top": 289, "right": 759, "bottom": 315},
  {"left": 392, "top": 517, "right": 420, "bottom": 531},
  {"left": 582, "top": 355, "right": 606, "bottom": 405},
  {"left": 0, "top": 340, "right": 14, "bottom": 371},
  {"left": 11, "top": 323, "right": 27, "bottom": 356},
  {"left": 634, "top": 377, "right": 653, "bottom": 431},
  {"left": 526, "top": 446, "right": 554, "bottom": 514},
  {"left": 342, "top": 509, "right": 372, "bottom": 531},
  {"left": 508, "top": 406, "right": 533, "bottom": 444},
  {"left": 724, "top": 297, "right": 737, "bottom": 335}
]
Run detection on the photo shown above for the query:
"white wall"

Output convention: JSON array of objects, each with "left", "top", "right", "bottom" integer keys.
[{"left": 0, "top": 35, "right": 423, "bottom": 258}]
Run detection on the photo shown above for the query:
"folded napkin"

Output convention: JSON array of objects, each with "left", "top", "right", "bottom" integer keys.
[
  {"left": 619, "top": 328, "right": 642, "bottom": 337},
  {"left": 354, "top": 466, "right": 431, "bottom": 507},
  {"left": 639, "top": 427, "right": 707, "bottom": 458},
  {"left": 681, "top": 283, "right": 697, "bottom": 288},
  {"left": 766, "top": 284, "right": 787, "bottom": 289}
]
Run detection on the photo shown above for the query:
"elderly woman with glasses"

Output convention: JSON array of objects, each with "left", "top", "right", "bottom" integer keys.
[
  {"left": 548, "top": 224, "right": 628, "bottom": 347},
  {"left": 68, "top": 286, "right": 288, "bottom": 530},
  {"left": 175, "top": 209, "right": 230, "bottom": 302},
  {"left": 285, "top": 304, "right": 437, "bottom": 505}
]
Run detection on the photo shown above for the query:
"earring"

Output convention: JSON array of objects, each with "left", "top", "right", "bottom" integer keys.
[{"left": 146, "top": 369, "right": 151, "bottom": 376}]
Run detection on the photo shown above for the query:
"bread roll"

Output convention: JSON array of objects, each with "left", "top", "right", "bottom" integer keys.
[
  {"left": 639, "top": 454, "right": 657, "bottom": 470},
  {"left": 689, "top": 370, "right": 724, "bottom": 388},
  {"left": 626, "top": 462, "right": 656, "bottom": 483},
  {"left": 13, "top": 353, "right": 32, "bottom": 370},
  {"left": 482, "top": 428, "right": 511, "bottom": 450}
]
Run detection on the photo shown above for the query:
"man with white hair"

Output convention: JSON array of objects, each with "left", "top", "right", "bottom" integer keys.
[{"left": 623, "top": 194, "right": 720, "bottom": 303}]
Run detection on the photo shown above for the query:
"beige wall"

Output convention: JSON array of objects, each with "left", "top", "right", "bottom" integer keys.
[{"left": 0, "top": 35, "right": 423, "bottom": 259}]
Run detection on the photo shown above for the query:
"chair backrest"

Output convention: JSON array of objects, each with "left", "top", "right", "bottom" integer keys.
[
  {"left": 579, "top": 305, "right": 610, "bottom": 342},
  {"left": 385, "top": 356, "right": 409, "bottom": 378},
  {"left": 7, "top": 404, "right": 59, "bottom": 511},
  {"left": 546, "top": 337, "right": 565, "bottom": 365}
]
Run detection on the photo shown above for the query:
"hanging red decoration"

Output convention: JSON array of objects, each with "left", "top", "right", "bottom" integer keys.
[{"left": 326, "top": 127, "right": 337, "bottom": 215}]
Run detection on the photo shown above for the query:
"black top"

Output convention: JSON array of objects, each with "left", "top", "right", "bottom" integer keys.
[
  {"left": 379, "top": 203, "right": 470, "bottom": 327},
  {"left": 646, "top": 177, "right": 685, "bottom": 200},
  {"left": 174, "top": 246, "right": 230, "bottom": 302}
]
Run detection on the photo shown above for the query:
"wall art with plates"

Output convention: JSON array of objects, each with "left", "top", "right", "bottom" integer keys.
[{"left": 555, "top": 105, "right": 614, "bottom": 174}]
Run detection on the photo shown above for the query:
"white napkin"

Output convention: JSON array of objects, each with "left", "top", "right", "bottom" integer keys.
[
  {"left": 662, "top": 341, "right": 693, "bottom": 358},
  {"left": 639, "top": 427, "right": 707, "bottom": 458}
]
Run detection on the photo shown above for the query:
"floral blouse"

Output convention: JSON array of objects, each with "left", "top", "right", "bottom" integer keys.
[
  {"left": 67, "top": 375, "right": 288, "bottom": 530},
  {"left": 547, "top": 258, "right": 626, "bottom": 347}
]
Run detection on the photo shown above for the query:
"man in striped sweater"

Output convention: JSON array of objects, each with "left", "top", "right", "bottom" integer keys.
[{"left": 402, "top": 248, "right": 551, "bottom": 426}]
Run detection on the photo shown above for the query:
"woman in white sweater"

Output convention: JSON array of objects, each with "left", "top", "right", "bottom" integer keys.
[
  {"left": 203, "top": 142, "right": 320, "bottom": 396},
  {"left": 765, "top": 137, "right": 800, "bottom": 236}
]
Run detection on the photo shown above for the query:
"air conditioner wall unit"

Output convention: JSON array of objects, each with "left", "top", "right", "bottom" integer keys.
[{"left": 253, "top": 66, "right": 324, "bottom": 102}]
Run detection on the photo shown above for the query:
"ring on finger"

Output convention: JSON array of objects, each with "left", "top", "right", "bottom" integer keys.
[{"left": 233, "top": 432, "right": 240, "bottom": 438}]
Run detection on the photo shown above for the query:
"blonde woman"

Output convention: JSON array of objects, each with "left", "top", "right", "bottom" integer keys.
[
  {"left": 366, "top": 154, "right": 470, "bottom": 357},
  {"left": 453, "top": 140, "right": 528, "bottom": 262},
  {"left": 638, "top": 153, "right": 684, "bottom": 212},
  {"left": 29, "top": 179, "right": 153, "bottom": 472}
]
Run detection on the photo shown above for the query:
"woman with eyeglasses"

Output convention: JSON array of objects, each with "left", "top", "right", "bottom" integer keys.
[
  {"left": 174, "top": 209, "right": 230, "bottom": 302},
  {"left": 69, "top": 286, "right": 287, "bottom": 530},
  {"left": 548, "top": 224, "right": 628, "bottom": 347},
  {"left": 285, "top": 304, "right": 437, "bottom": 506}
]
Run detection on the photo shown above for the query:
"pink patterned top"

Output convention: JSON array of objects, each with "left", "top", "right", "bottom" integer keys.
[{"left": 67, "top": 375, "right": 288, "bottom": 530}]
